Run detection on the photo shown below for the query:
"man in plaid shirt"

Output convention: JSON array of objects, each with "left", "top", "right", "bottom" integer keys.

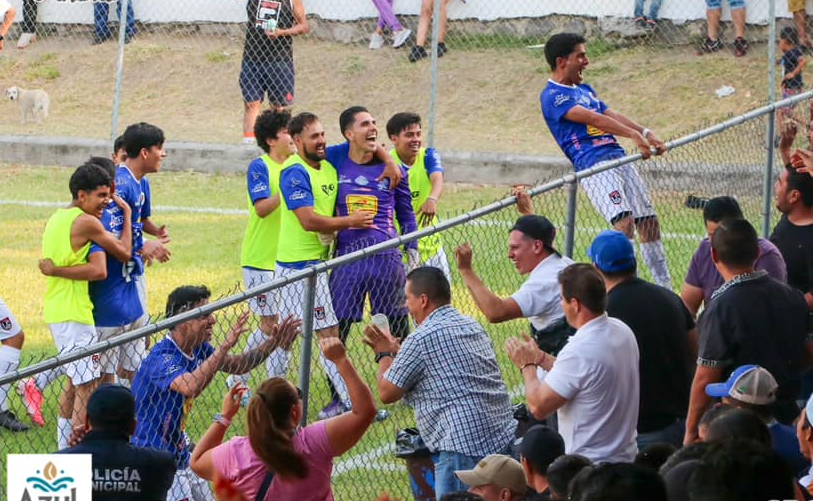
[{"left": 364, "top": 266, "right": 516, "bottom": 500}]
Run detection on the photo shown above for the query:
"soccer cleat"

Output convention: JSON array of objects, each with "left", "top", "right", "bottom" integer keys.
[
  {"left": 317, "top": 397, "right": 349, "bottom": 420},
  {"left": 392, "top": 29, "right": 411, "bottom": 48},
  {"left": 698, "top": 37, "right": 721, "bottom": 54},
  {"left": 16, "top": 32, "right": 36, "bottom": 49},
  {"left": 18, "top": 378, "right": 44, "bottom": 427},
  {"left": 437, "top": 42, "right": 448, "bottom": 57},
  {"left": 734, "top": 37, "right": 749, "bottom": 57},
  {"left": 369, "top": 32, "right": 384, "bottom": 50},
  {"left": 408, "top": 45, "right": 428, "bottom": 62},
  {"left": 0, "top": 410, "right": 30, "bottom": 432}
]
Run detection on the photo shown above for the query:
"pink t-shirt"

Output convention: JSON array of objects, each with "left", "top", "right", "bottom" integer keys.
[{"left": 211, "top": 420, "right": 335, "bottom": 501}]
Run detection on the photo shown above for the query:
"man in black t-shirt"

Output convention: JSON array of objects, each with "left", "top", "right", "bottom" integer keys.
[
  {"left": 685, "top": 218, "right": 808, "bottom": 444},
  {"left": 587, "top": 230, "right": 696, "bottom": 449}
]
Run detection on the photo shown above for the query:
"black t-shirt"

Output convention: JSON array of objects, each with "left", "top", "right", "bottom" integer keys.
[
  {"left": 58, "top": 430, "right": 176, "bottom": 501},
  {"left": 770, "top": 215, "right": 813, "bottom": 295},
  {"left": 243, "top": 0, "right": 295, "bottom": 63},
  {"left": 697, "top": 272, "right": 808, "bottom": 410},
  {"left": 782, "top": 47, "right": 804, "bottom": 89},
  {"left": 606, "top": 277, "right": 695, "bottom": 433}
]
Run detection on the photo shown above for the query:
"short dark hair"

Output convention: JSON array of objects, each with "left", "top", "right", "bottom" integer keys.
[
  {"left": 569, "top": 463, "right": 667, "bottom": 501},
  {"left": 255, "top": 109, "right": 292, "bottom": 153},
  {"left": 558, "top": 263, "right": 607, "bottom": 314},
  {"left": 544, "top": 33, "right": 587, "bottom": 70},
  {"left": 705, "top": 408, "right": 771, "bottom": 447},
  {"left": 780, "top": 26, "right": 800, "bottom": 46},
  {"left": 634, "top": 443, "right": 677, "bottom": 472},
  {"left": 785, "top": 165, "right": 813, "bottom": 207},
  {"left": 698, "top": 402, "right": 734, "bottom": 429},
  {"left": 658, "top": 442, "right": 713, "bottom": 477},
  {"left": 339, "top": 106, "right": 369, "bottom": 138},
  {"left": 87, "top": 156, "right": 116, "bottom": 180},
  {"left": 123, "top": 122, "right": 165, "bottom": 159},
  {"left": 288, "top": 112, "right": 320, "bottom": 137},
  {"left": 711, "top": 218, "right": 759, "bottom": 268},
  {"left": 547, "top": 454, "right": 592, "bottom": 500},
  {"left": 703, "top": 196, "right": 743, "bottom": 223},
  {"left": 439, "top": 493, "right": 485, "bottom": 501},
  {"left": 113, "top": 134, "right": 125, "bottom": 155},
  {"left": 165, "top": 285, "right": 211, "bottom": 319},
  {"left": 406, "top": 267, "right": 451, "bottom": 306},
  {"left": 69, "top": 163, "right": 112, "bottom": 199},
  {"left": 386, "top": 112, "right": 422, "bottom": 137}
]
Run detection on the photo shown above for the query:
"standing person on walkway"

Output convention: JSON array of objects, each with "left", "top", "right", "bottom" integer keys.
[
  {"left": 368, "top": 0, "right": 411, "bottom": 49},
  {"left": 541, "top": 33, "right": 672, "bottom": 289},
  {"left": 239, "top": 0, "right": 309, "bottom": 144}
]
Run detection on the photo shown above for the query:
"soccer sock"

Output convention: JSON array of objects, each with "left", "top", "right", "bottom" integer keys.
[
  {"left": 640, "top": 240, "right": 672, "bottom": 289},
  {"left": 35, "top": 366, "right": 63, "bottom": 391},
  {"left": 320, "top": 353, "right": 350, "bottom": 407},
  {"left": 0, "top": 346, "right": 21, "bottom": 412},
  {"left": 57, "top": 417, "right": 72, "bottom": 450}
]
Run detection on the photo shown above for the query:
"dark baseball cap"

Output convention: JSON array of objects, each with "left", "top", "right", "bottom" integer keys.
[
  {"left": 87, "top": 384, "right": 136, "bottom": 428},
  {"left": 518, "top": 425, "right": 565, "bottom": 475},
  {"left": 510, "top": 215, "right": 557, "bottom": 253}
]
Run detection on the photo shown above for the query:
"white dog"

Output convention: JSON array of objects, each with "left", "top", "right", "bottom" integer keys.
[{"left": 6, "top": 86, "right": 50, "bottom": 124}]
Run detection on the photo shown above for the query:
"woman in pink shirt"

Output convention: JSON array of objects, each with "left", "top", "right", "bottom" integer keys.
[{"left": 190, "top": 337, "right": 377, "bottom": 501}]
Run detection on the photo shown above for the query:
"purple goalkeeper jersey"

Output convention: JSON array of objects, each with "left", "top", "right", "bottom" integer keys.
[{"left": 326, "top": 144, "right": 418, "bottom": 257}]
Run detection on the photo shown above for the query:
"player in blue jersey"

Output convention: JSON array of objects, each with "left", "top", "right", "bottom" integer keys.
[
  {"left": 321, "top": 106, "right": 418, "bottom": 417},
  {"left": 131, "top": 285, "right": 300, "bottom": 501},
  {"left": 541, "top": 33, "right": 672, "bottom": 289}
]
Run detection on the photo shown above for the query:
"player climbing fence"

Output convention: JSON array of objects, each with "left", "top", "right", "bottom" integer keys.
[{"left": 1, "top": 91, "right": 811, "bottom": 500}]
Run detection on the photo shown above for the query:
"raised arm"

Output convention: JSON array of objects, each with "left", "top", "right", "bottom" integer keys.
[
  {"left": 190, "top": 383, "right": 248, "bottom": 481},
  {"left": 374, "top": 144, "right": 403, "bottom": 187},
  {"left": 456, "top": 243, "right": 523, "bottom": 323},
  {"left": 505, "top": 334, "right": 563, "bottom": 419},
  {"left": 74, "top": 199, "right": 133, "bottom": 263},
  {"left": 221, "top": 315, "right": 301, "bottom": 374}
]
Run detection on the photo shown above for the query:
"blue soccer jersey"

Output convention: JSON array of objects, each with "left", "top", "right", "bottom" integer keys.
[
  {"left": 115, "top": 166, "right": 146, "bottom": 257},
  {"left": 326, "top": 143, "right": 417, "bottom": 257},
  {"left": 131, "top": 336, "right": 215, "bottom": 469},
  {"left": 541, "top": 80, "right": 625, "bottom": 171},
  {"left": 88, "top": 202, "right": 144, "bottom": 327}
]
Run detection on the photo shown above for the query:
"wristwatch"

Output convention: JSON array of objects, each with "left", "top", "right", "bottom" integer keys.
[
  {"left": 375, "top": 352, "right": 394, "bottom": 363},
  {"left": 213, "top": 413, "right": 232, "bottom": 428}
]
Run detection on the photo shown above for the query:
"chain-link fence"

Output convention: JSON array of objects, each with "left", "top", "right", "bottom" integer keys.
[
  {"left": 1, "top": 92, "right": 810, "bottom": 500},
  {"left": 0, "top": 0, "right": 807, "bottom": 155}
]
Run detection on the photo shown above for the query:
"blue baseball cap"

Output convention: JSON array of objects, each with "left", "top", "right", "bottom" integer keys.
[
  {"left": 586, "top": 230, "right": 636, "bottom": 273},
  {"left": 705, "top": 364, "right": 778, "bottom": 405}
]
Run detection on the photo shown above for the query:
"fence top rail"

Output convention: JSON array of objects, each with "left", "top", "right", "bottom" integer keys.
[{"left": 1, "top": 91, "right": 808, "bottom": 386}]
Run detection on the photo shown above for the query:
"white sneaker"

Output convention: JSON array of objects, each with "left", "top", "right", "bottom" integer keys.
[
  {"left": 17, "top": 32, "right": 36, "bottom": 49},
  {"left": 392, "top": 29, "right": 411, "bottom": 48},
  {"left": 369, "top": 32, "right": 384, "bottom": 50}
]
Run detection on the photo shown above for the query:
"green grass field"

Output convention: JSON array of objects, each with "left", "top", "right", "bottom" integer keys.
[{"left": 0, "top": 160, "right": 774, "bottom": 499}]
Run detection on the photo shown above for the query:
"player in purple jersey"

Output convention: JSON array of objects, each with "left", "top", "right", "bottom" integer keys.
[
  {"left": 541, "top": 33, "right": 672, "bottom": 290},
  {"left": 321, "top": 106, "right": 418, "bottom": 417}
]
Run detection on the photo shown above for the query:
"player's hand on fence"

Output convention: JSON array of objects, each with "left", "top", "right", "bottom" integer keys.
[
  {"left": 512, "top": 185, "right": 534, "bottom": 215},
  {"left": 223, "top": 311, "right": 251, "bottom": 350},
  {"left": 646, "top": 130, "right": 667, "bottom": 155},
  {"left": 505, "top": 334, "right": 543, "bottom": 370},
  {"left": 417, "top": 198, "right": 437, "bottom": 226},
  {"left": 67, "top": 423, "right": 88, "bottom": 447},
  {"left": 265, "top": 315, "right": 301, "bottom": 351},
  {"left": 405, "top": 248, "right": 420, "bottom": 272},
  {"left": 222, "top": 381, "right": 248, "bottom": 420},
  {"left": 319, "top": 337, "right": 347, "bottom": 363},
  {"left": 454, "top": 243, "right": 474, "bottom": 271},
  {"left": 348, "top": 210, "right": 375, "bottom": 229},
  {"left": 633, "top": 131, "right": 652, "bottom": 160},
  {"left": 363, "top": 324, "right": 400, "bottom": 355},
  {"left": 791, "top": 148, "right": 813, "bottom": 174},
  {"left": 38, "top": 258, "right": 56, "bottom": 276}
]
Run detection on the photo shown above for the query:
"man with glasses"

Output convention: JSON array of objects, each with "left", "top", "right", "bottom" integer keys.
[{"left": 131, "top": 285, "right": 300, "bottom": 501}]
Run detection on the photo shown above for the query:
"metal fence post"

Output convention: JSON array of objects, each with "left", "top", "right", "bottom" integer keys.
[
  {"left": 109, "top": 0, "right": 130, "bottom": 143},
  {"left": 564, "top": 178, "right": 578, "bottom": 258},
  {"left": 427, "top": 0, "right": 442, "bottom": 149},
  {"left": 762, "top": 0, "right": 777, "bottom": 238},
  {"left": 297, "top": 274, "right": 317, "bottom": 426}
]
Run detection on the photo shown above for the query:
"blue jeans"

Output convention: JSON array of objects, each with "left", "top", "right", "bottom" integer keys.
[
  {"left": 634, "top": 0, "right": 663, "bottom": 19},
  {"left": 431, "top": 451, "right": 481, "bottom": 500},
  {"left": 94, "top": 1, "right": 136, "bottom": 39},
  {"left": 636, "top": 418, "right": 685, "bottom": 451}
]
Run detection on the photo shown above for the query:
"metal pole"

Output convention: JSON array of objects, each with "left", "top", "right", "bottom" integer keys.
[
  {"left": 110, "top": 0, "right": 130, "bottom": 144},
  {"left": 297, "top": 274, "right": 317, "bottom": 425},
  {"left": 564, "top": 178, "right": 578, "bottom": 258},
  {"left": 762, "top": 0, "right": 777, "bottom": 237},
  {"left": 427, "top": 0, "right": 442, "bottom": 149}
]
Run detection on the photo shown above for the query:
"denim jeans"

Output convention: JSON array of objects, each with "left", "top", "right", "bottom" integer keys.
[
  {"left": 636, "top": 418, "right": 685, "bottom": 451},
  {"left": 634, "top": 0, "right": 663, "bottom": 19},
  {"left": 431, "top": 451, "right": 481, "bottom": 500},
  {"left": 94, "top": 1, "right": 136, "bottom": 39}
]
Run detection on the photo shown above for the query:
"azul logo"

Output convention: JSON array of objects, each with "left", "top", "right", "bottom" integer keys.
[{"left": 8, "top": 454, "right": 92, "bottom": 501}]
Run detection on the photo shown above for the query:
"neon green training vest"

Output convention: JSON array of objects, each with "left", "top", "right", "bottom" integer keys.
[
  {"left": 241, "top": 155, "right": 284, "bottom": 270},
  {"left": 42, "top": 207, "right": 94, "bottom": 325},
  {"left": 391, "top": 147, "right": 443, "bottom": 261}
]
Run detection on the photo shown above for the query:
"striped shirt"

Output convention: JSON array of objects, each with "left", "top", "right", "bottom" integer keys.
[{"left": 385, "top": 305, "right": 515, "bottom": 456}]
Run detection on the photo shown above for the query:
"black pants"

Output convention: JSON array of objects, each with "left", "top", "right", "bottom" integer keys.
[{"left": 21, "top": 0, "right": 37, "bottom": 34}]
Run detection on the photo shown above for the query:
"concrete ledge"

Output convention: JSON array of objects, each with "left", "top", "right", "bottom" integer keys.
[{"left": 0, "top": 134, "right": 571, "bottom": 185}]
